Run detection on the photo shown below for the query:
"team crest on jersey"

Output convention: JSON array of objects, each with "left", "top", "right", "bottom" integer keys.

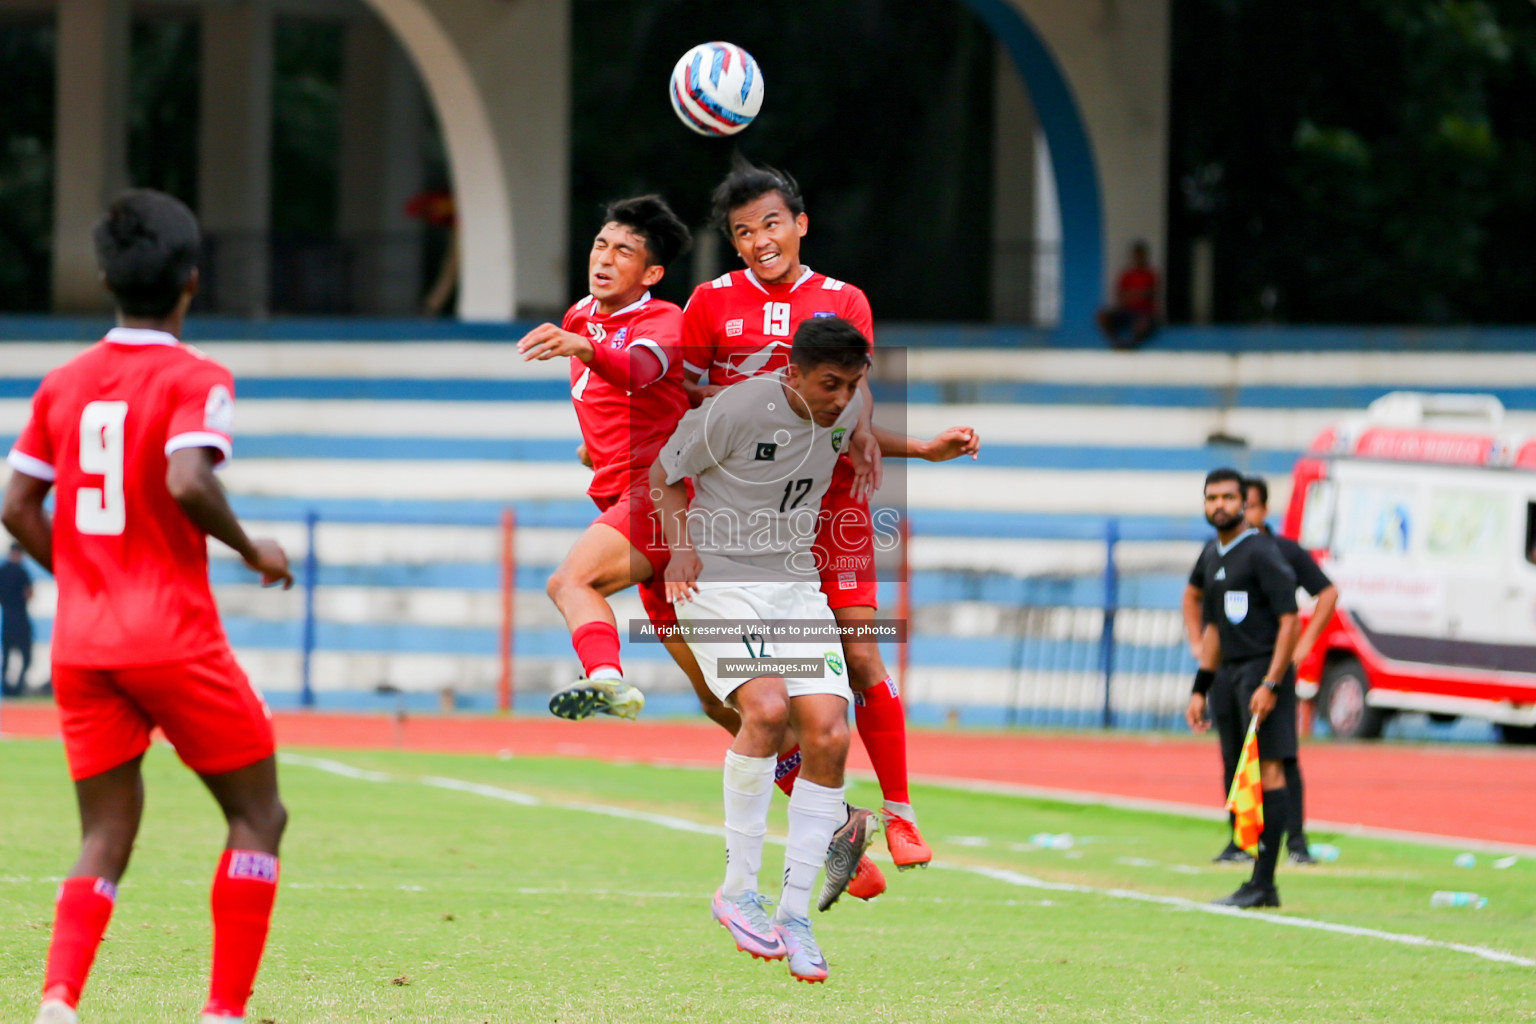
[
  {"left": 587, "top": 322, "right": 607, "bottom": 342},
  {"left": 614, "top": 327, "right": 628, "bottom": 344},
  {"left": 726, "top": 318, "right": 744, "bottom": 337},
  {"left": 1225, "top": 591, "right": 1249, "bottom": 624},
  {"left": 824, "top": 652, "right": 844, "bottom": 676},
  {"left": 204, "top": 385, "right": 234, "bottom": 434},
  {"left": 754, "top": 442, "right": 777, "bottom": 461},
  {"left": 830, "top": 427, "right": 846, "bottom": 452}
]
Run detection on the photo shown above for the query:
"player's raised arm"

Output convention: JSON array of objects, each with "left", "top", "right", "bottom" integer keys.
[
  {"left": 166, "top": 448, "right": 292, "bottom": 589},
  {"left": 869, "top": 424, "right": 981, "bottom": 462},
  {"left": 517, "top": 321, "right": 594, "bottom": 362},
  {"left": 518, "top": 321, "right": 667, "bottom": 391}
]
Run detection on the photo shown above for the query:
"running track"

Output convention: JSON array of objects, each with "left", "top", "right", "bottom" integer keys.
[{"left": 5, "top": 703, "right": 1535, "bottom": 849}]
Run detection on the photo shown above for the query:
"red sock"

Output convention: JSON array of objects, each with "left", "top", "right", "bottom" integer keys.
[
  {"left": 571, "top": 621, "right": 623, "bottom": 678},
  {"left": 42, "top": 877, "right": 117, "bottom": 1008},
  {"left": 204, "top": 850, "right": 279, "bottom": 1018},
  {"left": 774, "top": 745, "right": 802, "bottom": 796},
  {"left": 854, "top": 677, "right": 910, "bottom": 805}
]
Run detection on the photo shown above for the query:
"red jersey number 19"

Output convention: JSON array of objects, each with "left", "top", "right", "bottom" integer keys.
[
  {"left": 763, "top": 301, "right": 791, "bottom": 337},
  {"left": 77, "top": 400, "right": 128, "bottom": 536}
]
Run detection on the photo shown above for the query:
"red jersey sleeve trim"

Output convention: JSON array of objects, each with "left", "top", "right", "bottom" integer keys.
[
  {"left": 630, "top": 338, "right": 670, "bottom": 376},
  {"left": 6, "top": 448, "right": 55, "bottom": 482},
  {"left": 586, "top": 342, "right": 664, "bottom": 391},
  {"left": 166, "top": 431, "right": 232, "bottom": 469}
]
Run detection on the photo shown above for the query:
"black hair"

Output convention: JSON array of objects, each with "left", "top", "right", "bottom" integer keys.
[
  {"left": 1204, "top": 467, "right": 1245, "bottom": 492},
  {"left": 602, "top": 194, "right": 692, "bottom": 269},
  {"left": 1244, "top": 475, "right": 1269, "bottom": 507},
  {"left": 93, "top": 190, "right": 201, "bottom": 318},
  {"left": 789, "top": 316, "right": 870, "bottom": 374},
  {"left": 710, "top": 154, "right": 805, "bottom": 234}
]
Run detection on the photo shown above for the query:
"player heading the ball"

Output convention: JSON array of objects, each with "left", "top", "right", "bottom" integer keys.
[
  {"left": 680, "top": 156, "right": 983, "bottom": 884},
  {"left": 4, "top": 190, "right": 293, "bottom": 1024},
  {"left": 650, "top": 315, "right": 875, "bottom": 984}
]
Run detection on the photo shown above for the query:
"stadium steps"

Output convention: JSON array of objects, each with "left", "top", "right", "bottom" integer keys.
[{"left": 4, "top": 340, "right": 1528, "bottom": 722}]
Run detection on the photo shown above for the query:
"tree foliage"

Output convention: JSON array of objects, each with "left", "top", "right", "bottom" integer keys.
[
  {"left": 0, "top": 21, "right": 55, "bottom": 312},
  {"left": 1168, "top": 0, "right": 1536, "bottom": 323}
]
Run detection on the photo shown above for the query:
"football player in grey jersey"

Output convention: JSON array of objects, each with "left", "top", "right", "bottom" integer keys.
[{"left": 650, "top": 316, "right": 870, "bottom": 983}]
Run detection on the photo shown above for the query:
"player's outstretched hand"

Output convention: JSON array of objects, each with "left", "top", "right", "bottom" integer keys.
[
  {"left": 921, "top": 426, "right": 981, "bottom": 462},
  {"left": 848, "top": 424, "right": 882, "bottom": 500},
  {"left": 246, "top": 538, "right": 294, "bottom": 590},
  {"left": 1185, "top": 693, "right": 1210, "bottom": 733},
  {"left": 664, "top": 547, "right": 702, "bottom": 605},
  {"left": 517, "top": 323, "right": 594, "bottom": 362}
]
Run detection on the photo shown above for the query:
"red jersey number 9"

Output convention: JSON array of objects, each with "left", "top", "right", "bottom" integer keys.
[{"left": 77, "top": 400, "right": 128, "bottom": 535}]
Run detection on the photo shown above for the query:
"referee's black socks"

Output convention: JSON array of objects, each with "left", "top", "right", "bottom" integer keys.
[
  {"left": 1252, "top": 787, "right": 1289, "bottom": 889},
  {"left": 1283, "top": 758, "right": 1306, "bottom": 848}
]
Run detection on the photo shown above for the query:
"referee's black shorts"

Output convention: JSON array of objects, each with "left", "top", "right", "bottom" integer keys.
[{"left": 1212, "top": 656, "right": 1298, "bottom": 761}]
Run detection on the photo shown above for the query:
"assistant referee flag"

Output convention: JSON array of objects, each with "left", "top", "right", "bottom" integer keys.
[{"left": 1225, "top": 718, "right": 1263, "bottom": 855}]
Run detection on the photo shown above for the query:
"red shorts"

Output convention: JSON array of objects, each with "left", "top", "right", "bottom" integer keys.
[
  {"left": 53, "top": 647, "right": 276, "bottom": 781},
  {"left": 592, "top": 474, "right": 676, "bottom": 629},
  {"left": 814, "top": 457, "right": 880, "bottom": 610}
]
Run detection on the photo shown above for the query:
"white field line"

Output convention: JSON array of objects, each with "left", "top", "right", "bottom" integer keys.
[
  {"left": 278, "top": 754, "right": 1536, "bottom": 969},
  {"left": 957, "top": 864, "right": 1535, "bottom": 968},
  {"left": 910, "top": 773, "right": 1536, "bottom": 858},
  {"left": 279, "top": 753, "right": 392, "bottom": 782}
]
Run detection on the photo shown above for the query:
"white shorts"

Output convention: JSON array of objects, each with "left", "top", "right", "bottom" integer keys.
[{"left": 677, "top": 580, "right": 854, "bottom": 705}]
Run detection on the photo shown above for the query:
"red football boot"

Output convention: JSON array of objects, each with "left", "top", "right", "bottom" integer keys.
[
  {"left": 846, "top": 854, "right": 887, "bottom": 900},
  {"left": 885, "top": 814, "right": 933, "bottom": 870}
]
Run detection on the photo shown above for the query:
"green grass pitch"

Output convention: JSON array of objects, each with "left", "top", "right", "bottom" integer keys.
[{"left": 2, "top": 737, "right": 1533, "bottom": 1023}]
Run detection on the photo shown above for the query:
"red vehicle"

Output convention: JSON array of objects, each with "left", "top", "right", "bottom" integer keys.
[{"left": 1283, "top": 393, "right": 1536, "bottom": 743}]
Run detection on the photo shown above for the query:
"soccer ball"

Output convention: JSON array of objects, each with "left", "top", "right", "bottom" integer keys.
[{"left": 668, "top": 42, "right": 764, "bottom": 137}]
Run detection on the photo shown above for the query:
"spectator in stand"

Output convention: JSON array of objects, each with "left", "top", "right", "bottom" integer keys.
[
  {"left": 404, "top": 188, "right": 459, "bottom": 317},
  {"left": 1096, "top": 241, "right": 1160, "bottom": 350}
]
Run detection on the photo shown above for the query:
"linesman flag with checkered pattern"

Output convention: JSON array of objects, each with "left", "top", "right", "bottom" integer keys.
[{"left": 1225, "top": 717, "right": 1263, "bottom": 854}]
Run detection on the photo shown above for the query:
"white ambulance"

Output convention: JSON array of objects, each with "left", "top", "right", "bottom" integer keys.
[{"left": 1282, "top": 392, "right": 1536, "bottom": 743}]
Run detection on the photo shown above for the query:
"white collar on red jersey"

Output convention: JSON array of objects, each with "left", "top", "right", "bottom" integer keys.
[
  {"left": 582, "top": 291, "right": 651, "bottom": 319},
  {"left": 104, "top": 327, "right": 180, "bottom": 347},
  {"left": 745, "top": 266, "right": 815, "bottom": 295}
]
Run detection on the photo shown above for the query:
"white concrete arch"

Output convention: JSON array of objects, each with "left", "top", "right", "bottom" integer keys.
[
  {"left": 359, "top": 0, "right": 513, "bottom": 320},
  {"left": 355, "top": 0, "right": 570, "bottom": 322}
]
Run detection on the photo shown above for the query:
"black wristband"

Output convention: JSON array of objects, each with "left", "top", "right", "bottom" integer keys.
[{"left": 1192, "top": 668, "right": 1216, "bottom": 696}]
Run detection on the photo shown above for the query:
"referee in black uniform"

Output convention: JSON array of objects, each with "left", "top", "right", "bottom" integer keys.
[
  {"left": 1185, "top": 468, "right": 1301, "bottom": 908},
  {"left": 1184, "top": 476, "right": 1338, "bottom": 865}
]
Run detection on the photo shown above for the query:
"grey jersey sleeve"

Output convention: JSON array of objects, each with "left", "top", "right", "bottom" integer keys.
[{"left": 658, "top": 399, "right": 735, "bottom": 485}]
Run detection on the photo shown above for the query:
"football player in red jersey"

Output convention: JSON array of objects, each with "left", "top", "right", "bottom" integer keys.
[
  {"left": 681, "top": 159, "right": 982, "bottom": 883},
  {"left": 3, "top": 191, "right": 293, "bottom": 1024},
  {"left": 527, "top": 195, "right": 888, "bottom": 909},
  {"left": 519, "top": 196, "right": 707, "bottom": 722}
]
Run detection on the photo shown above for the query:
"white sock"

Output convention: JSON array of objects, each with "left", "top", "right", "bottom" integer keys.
[
  {"left": 722, "top": 751, "right": 775, "bottom": 897},
  {"left": 589, "top": 666, "right": 623, "bottom": 682},
  {"left": 884, "top": 800, "right": 916, "bottom": 823},
  {"left": 777, "top": 778, "right": 846, "bottom": 921}
]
